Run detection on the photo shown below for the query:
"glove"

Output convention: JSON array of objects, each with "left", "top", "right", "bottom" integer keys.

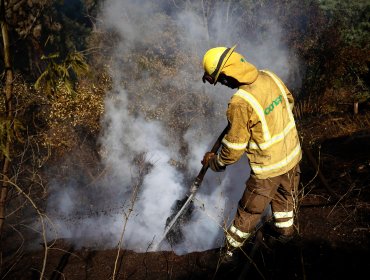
[
  {"left": 201, "top": 152, "right": 226, "bottom": 172},
  {"left": 201, "top": 152, "right": 215, "bottom": 166}
]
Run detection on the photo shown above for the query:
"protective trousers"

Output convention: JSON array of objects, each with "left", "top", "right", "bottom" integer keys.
[{"left": 226, "top": 164, "right": 300, "bottom": 249}]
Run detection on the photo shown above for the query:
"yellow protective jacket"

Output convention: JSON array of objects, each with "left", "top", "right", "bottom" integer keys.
[{"left": 216, "top": 52, "right": 302, "bottom": 179}]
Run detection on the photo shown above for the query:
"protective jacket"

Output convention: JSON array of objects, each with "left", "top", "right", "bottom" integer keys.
[{"left": 216, "top": 53, "right": 302, "bottom": 179}]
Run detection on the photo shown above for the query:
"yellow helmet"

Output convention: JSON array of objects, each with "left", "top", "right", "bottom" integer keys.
[{"left": 202, "top": 45, "right": 237, "bottom": 85}]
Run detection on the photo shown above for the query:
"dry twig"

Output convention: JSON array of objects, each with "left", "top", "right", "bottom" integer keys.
[
  {"left": 111, "top": 153, "right": 148, "bottom": 280},
  {"left": 5, "top": 180, "right": 49, "bottom": 280}
]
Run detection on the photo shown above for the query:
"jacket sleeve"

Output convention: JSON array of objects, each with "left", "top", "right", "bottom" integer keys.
[
  {"left": 218, "top": 100, "right": 251, "bottom": 166},
  {"left": 208, "top": 155, "right": 226, "bottom": 172}
]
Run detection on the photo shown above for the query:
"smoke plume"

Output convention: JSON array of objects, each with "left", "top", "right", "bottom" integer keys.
[{"left": 44, "top": 0, "right": 300, "bottom": 254}]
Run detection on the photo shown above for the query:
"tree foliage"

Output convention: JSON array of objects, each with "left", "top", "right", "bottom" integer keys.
[
  {"left": 34, "top": 51, "right": 90, "bottom": 96},
  {"left": 319, "top": 0, "right": 370, "bottom": 48},
  {"left": 0, "top": 0, "right": 94, "bottom": 80},
  {"left": 313, "top": 0, "right": 369, "bottom": 102}
]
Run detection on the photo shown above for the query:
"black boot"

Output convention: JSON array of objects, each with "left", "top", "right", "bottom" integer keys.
[{"left": 261, "top": 222, "right": 296, "bottom": 247}]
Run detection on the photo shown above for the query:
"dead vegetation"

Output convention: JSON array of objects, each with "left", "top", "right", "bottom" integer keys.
[
  {"left": 0, "top": 0, "right": 369, "bottom": 278},
  {"left": 1, "top": 56, "right": 369, "bottom": 279},
  {"left": 1, "top": 81, "right": 369, "bottom": 279}
]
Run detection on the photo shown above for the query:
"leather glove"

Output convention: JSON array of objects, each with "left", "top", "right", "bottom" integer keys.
[
  {"left": 201, "top": 152, "right": 226, "bottom": 172},
  {"left": 201, "top": 152, "right": 215, "bottom": 166}
]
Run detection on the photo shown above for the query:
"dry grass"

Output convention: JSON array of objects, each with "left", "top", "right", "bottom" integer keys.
[{"left": 1, "top": 54, "right": 369, "bottom": 279}]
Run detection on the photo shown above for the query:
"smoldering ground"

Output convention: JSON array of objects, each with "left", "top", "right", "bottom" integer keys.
[{"left": 42, "top": 0, "right": 301, "bottom": 254}]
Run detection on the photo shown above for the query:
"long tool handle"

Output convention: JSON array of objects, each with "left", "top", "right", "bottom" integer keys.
[
  {"left": 152, "top": 125, "right": 229, "bottom": 251},
  {"left": 152, "top": 191, "right": 196, "bottom": 251}
]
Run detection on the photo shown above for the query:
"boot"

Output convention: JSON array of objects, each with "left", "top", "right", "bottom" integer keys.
[{"left": 261, "top": 222, "right": 296, "bottom": 247}]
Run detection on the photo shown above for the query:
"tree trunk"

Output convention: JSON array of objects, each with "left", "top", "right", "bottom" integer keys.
[{"left": 0, "top": 0, "right": 14, "bottom": 237}]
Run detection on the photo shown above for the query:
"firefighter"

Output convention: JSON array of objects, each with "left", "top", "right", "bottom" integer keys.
[{"left": 201, "top": 45, "right": 302, "bottom": 263}]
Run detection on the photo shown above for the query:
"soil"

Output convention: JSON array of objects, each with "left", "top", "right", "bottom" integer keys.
[{"left": 1, "top": 113, "right": 370, "bottom": 280}]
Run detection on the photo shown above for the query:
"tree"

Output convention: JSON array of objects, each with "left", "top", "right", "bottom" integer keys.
[
  {"left": 319, "top": 0, "right": 370, "bottom": 48},
  {"left": 318, "top": 0, "right": 370, "bottom": 102},
  {"left": 0, "top": 0, "right": 93, "bottom": 81},
  {"left": 0, "top": 0, "right": 15, "bottom": 236}
]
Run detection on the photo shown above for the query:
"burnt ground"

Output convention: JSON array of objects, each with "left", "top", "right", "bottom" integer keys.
[{"left": 1, "top": 115, "right": 370, "bottom": 280}]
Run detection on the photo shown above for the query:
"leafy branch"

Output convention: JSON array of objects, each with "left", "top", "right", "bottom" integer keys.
[{"left": 34, "top": 51, "right": 89, "bottom": 96}]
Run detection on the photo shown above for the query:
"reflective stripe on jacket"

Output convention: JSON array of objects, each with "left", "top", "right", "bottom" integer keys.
[{"left": 218, "top": 70, "right": 302, "bottom": 179}]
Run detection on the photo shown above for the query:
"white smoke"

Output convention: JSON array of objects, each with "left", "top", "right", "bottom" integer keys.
[{"left": 44, "top": 0, "right": 299, "bottom": 254}]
